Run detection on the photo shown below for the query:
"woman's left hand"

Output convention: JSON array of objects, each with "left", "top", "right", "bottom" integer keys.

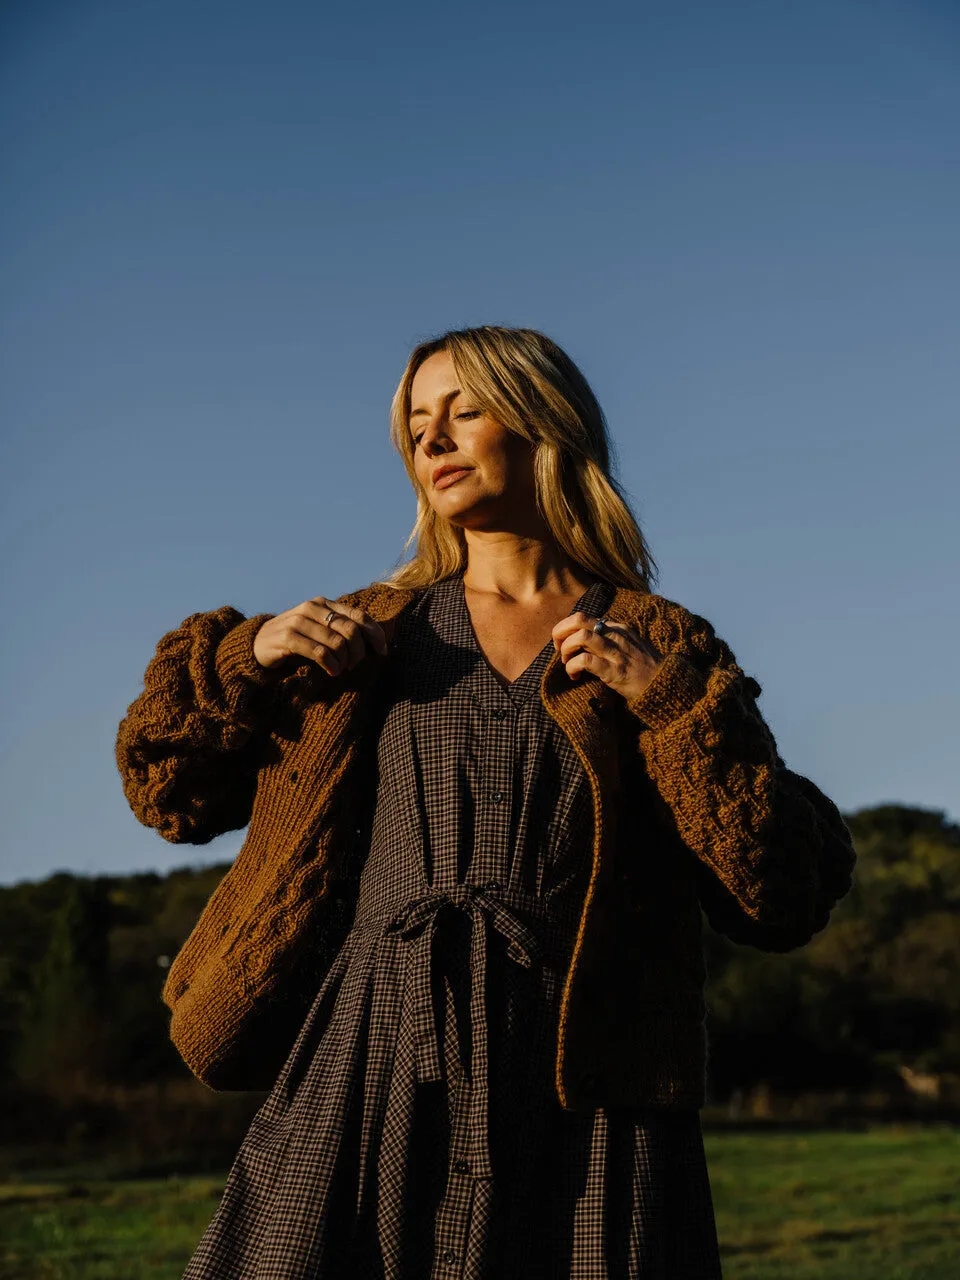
[{"left": 551, "top": 612, "right": 664, "bottom": 701}]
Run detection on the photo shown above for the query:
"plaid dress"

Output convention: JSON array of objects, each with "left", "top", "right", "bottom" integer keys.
[{"left": 181, "top": 571, "right": 724, "bottom": 1279}]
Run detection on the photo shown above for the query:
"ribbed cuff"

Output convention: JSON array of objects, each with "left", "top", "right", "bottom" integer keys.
[
  {"left": 167, "top": 959, "right": 249, "bottom": 1089},
  {"left": 215, "top": 613, "right": 284, "bottom": 690},
  {"left": 166, "top": 956, "right": 298, "bottom": 1092},
  {"left": 623, "top": 650, "right": 707, "bottom": 730}
]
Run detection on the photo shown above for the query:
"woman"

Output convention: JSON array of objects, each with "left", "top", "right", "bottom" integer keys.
[{"left": 116, "top": 325, "right": 856, "bottom": 1278}]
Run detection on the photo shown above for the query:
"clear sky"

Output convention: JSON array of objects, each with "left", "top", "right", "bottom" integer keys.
[{"left": 1, "top": 0, "right": 957, "bottom": 887}]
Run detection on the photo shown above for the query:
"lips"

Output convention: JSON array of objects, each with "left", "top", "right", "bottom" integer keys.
[{"left": 433, "top": 466, "right": 473, "bottom": 488}]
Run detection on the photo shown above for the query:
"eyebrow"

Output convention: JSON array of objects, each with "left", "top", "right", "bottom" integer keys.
[{"left": 409, "top": 388, "right": 463, "bottom": 420}]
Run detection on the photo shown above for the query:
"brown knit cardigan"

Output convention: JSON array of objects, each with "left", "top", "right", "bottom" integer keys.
[{"left": 115, "top": 581, "right": 856, "bottom": 1111}]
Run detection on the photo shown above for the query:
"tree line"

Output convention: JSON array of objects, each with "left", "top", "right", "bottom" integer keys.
[{"left": 1, "top": 803, "right": 957, "bottom": 1127}]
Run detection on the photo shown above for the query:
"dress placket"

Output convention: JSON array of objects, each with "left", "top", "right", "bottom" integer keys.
[
  {"left": 423, "top": 587, "right": 588, "bottom": 1278},
  {"left": 407, "top": 633, "right": 493, "bottom": 1273}
]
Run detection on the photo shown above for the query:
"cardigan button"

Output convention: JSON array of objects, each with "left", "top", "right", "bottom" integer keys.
[{"left": 289, "top": 769, "right": 299, "bottom": 784}]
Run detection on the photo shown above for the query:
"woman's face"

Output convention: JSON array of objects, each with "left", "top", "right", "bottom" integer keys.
[{"left": 409, "top": 349, "right": 538, "bottom": 531}]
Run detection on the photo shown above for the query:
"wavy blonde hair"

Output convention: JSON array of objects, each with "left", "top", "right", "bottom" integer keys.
[{"left": 376, "top": 325, "right": 659, "bottom": 593}]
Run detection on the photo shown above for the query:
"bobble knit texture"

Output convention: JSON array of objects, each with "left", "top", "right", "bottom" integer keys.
[{"left": 115, "top": 583, "right": 857, "bottom": 1108}]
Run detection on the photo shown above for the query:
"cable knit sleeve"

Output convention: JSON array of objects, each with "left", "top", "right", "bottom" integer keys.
[
  {"left": 115, "top": 606, "right": 285, "bottom": 844},
  {"left": 622, "top": 598, "right": 857, "bottom": 952}
]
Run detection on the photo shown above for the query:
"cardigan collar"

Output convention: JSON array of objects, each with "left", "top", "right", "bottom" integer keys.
[
  {"left": 341, "top": 576, "right": 654, "bottom": 694},
  {"left": 307, "top": 578, "right": 655, "bottom": 796}
]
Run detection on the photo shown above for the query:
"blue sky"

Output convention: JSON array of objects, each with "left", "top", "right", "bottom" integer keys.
[{"left": 1, "top": 0, "right": 957, "bottom": 886}]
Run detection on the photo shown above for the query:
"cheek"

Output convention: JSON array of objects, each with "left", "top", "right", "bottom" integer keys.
[
  {"left": 502, "top": 438, "right": 536, "bottom": 486},
  {"left": 472, "top": 426, "right": 529, "bottom": 477}
]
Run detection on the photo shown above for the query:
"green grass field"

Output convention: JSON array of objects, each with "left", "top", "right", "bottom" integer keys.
[
  {"left": 706, "top": 1125, "right": 960, "bottom": 1278},
  {"left": 2, "top": 1125, "right": 958, "bottom": 1278}
]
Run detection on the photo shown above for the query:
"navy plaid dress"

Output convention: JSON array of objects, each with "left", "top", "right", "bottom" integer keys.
[{"left": 181, "top": 570, "right": 724, "bottom": 1279}]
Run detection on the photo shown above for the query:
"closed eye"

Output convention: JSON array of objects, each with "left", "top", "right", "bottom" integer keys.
[{"left": 412, "top": 410, "right": 480, "bottom": 445}]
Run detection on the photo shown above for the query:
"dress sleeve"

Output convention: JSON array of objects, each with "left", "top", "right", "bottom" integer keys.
[
  {"left": 622, "top": 601, "right": 857, "bottom": 952},
  {"left": 115, "top": 606, "right": 287, "bottom": 844}
]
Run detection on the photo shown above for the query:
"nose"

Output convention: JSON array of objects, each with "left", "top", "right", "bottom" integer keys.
[{"left": 418, "top": 415, "right": 457, "bottom": 456}]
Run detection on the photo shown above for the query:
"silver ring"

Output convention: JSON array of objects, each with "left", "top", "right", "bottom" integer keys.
[
  {"left": 592, "top": 616, "right": 611, "bottom": 636},
  {"left": 324, "top": 609, "right": 337, "bottom": 625}
]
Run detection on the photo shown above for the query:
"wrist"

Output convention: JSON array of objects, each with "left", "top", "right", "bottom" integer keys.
[
  {"left": 216, "top": 614, "right": 283, "bottom": 689},
  {"left": 622, "top": 651, "right": 707, "bottom": 730}
]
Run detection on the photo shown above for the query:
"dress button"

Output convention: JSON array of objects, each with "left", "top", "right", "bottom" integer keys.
[
  {"left": 491, "top": 791, "right": 504, "bottom": 805},
  {"left": 442, "top": 1247, "right": 458, "bottom": 1264},
  {"left": 453, "top": 1157, "right": 470, "bottom": 1174},
  {"left": 483, "top": 880, "right": 503, "bottom": 894},
  {"left": 491, "top": 708, "right": 506, "bottom": 722}
]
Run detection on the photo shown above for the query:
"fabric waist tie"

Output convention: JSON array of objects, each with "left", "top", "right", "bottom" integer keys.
[{"left": 382, "top": 881, "right": 543, "bottom": 1182}]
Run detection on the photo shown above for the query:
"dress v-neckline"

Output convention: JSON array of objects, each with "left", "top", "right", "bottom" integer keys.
[{"left": 455, "top": 573, "right": 606, "bottom": 696}]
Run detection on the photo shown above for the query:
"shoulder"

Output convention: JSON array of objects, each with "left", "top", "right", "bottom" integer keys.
[
  {"left": 330, "top": 580, "right": 422, "bottom": 621},
  {"left": 336, "top": 575, "right": 467, "bottom": 623},
  {"left": 612, "top": 588, "right": 762, "bottom": 698}
]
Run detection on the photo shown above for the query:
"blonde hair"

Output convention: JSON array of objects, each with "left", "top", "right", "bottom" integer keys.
[{"left": 376, "top": 325, "right": 659, "bottom": 593}]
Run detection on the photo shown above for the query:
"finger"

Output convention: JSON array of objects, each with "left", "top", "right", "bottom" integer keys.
[
  {"left": 332, "top": 615, "right": 369, "bottom": 671},
  {"left": 615, "top": 623, "right": 653, "bottom": 654},
  {"left": 327, "top": 600, "right": 391, "bottom": 658},
  {"left": 619, "top": 623, "right": 660, "bottom": 663},
  {"left": 305, "top": 598, "right": 389, "bottom": 663},
  {"left": 283, "top": 600, "right": 357, "bottom": 674},
  {"left": 558, "top": 625, "right": 619, "bottom": 665},
  {"left": 551, "top": 611, "right": 595, "bottom": 649},
  {"left": 291, "top": 599, "right": 350, "bottom": 673},
  {"left": 564, "top": 647, "right": 599, "bottom": 682},
  {"left": 557, "top": 626, "right": 594, "bottom": 663},
  {"left": 552, "top": 612, "right": 624, "bottom": 650},
  {"left": 282, "top": 619, "right": 345, "bottom": 676}
]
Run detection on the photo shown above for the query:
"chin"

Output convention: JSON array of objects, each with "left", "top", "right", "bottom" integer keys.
[{"left": 432, "top": 489, "right": 487, "bottom": 517}]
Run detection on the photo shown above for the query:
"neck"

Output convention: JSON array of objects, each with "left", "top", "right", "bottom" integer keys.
[{"left": 461, "top": 533, "right": 596, "bottom": 603}]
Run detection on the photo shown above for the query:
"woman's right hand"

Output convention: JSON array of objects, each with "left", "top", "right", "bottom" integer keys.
[{"left": 253, "top": 597, "right": 394, "bottom": 678}]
